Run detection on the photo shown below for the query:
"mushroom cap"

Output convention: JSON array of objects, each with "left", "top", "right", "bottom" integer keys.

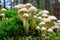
[
  {"left": 14, "top": 5, "right": 19, "bottom": 8},
  {"left": 34, "top": 15, "right": 38, "bottom": 18},
  {"left": 0, "top": 14, "right": 5, "bottom": 16},
  {"left": 57, "top": 20, "right": 60, "bottom": 23},
  {"left": 43, "top": 10, "right": 49, "bottom": 14},
  {"left": 47, "top": 28, "right": 53, "bottom": 32},
  {"left": 36, "top": 26, "right": 40, "bottom": 30},
  {"left": 26, "top": 3, "right": 32, "bottom": 6},
  {"left": 22, "top": 13, "right": 29, "bottom": 18},
  {"left": 39, "top": 21, "right": 46, "bottom": 25},
  {"left": 48, "top": 16, "right": 57, "bottom": 20},
  {"left": 6, "top": 18, "right": 8, "bottom": 20},
  {"left": 54, "top": 25, "right": 59, "bottom": 29},
  {"left": 43, "top": 18, "right": 51, "bottom": 23},
  {"left": 37, "top": 17, "right": 42, "bottom": 20},
  {"left": 42, "top": 14, "right": 48, "bottom": 17},
  {"left": 29, "top": 6, "right": 37, "bottom": 12},
  {"left": 38, "top": 12, "right": 43, "bottom": 15},
  {"left": 41, "top": 27, "right": 46, "bottom": 30},
  {"left": 18, "top": 8, "right": 28, "bottom": 13},
  {"left": 1, "top": 8, "right": 6, "bottom": 12}
]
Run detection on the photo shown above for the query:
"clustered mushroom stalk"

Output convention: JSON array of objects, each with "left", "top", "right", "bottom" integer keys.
[
  {"left": 22, "top": 13, "right": 29, "bottom": 33},
  {"left": 18, "top": 8, "right": 28, "bottom": 22},
  {"left": 41, "top": 27, "right": 46, "bottom": 40},
  {"left": 29, "top": 6, "right": 37, "bottom": 30},
  {"left": 48, "top": 16, "right": 57, "bottom": 27},
  {"left": 0, "top": 14, "right": 5, "bottom": 21},
  {"left": 43, "top": 18, "right": 51, "bottom": 29}
]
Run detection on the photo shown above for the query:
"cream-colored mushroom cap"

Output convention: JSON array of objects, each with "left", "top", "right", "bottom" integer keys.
[
  {"left": 43, "top": 18, "right": 51, "bottom": 23},
  {"left": 39, "top": 22, "right": 46, "bottom": 25},
  {"left": 54, "top": 25, "right": 59, "bottom": 29},
  {"left": 37, "top": 17, "right": 42, "bottom": 20},
  {"left": 18, "top": 8, "right": 28, "bottom": 13},
  {"left": 29, "top": 6, "right": 37, "bottom": 12},
  {"left": 43, "top": 10, "right": 49, "bottom": 14},
  {"left": 41, "top": 27, "right": 46, "bottom": 30},
  {"left": 22, "top": 13, "right": 29, "bottom": 18},
  {"left": 57, "top": 20, "right": 60, "bottom": 23},
  {"left": 26, "top": 3, "right": 32, "bottom": 6},
  {"left": 36, "top": 26, "right": 40, "bottom": 30},
  {"left": 0, "top": 14, "right": 5, "bottom": 16},
  {"left": 14, "top": 5, "right": 19, "bottom": 8},
  {"left": 1, "top": 8, "right": 6, "bottom": 12},
  {"left": 42, "top": 14, "right": 48, "bottom": 17},
  {"left": 34, "top": 15, "right": 37, "bottom": 18},
  {"left": 48, "top": 16, "right": 57, "bottom": 20},
  {"left": 47, "top": 28, "right": 53, "bottom": 32}
]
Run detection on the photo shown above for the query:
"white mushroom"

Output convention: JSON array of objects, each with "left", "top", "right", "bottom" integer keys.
[
  {"left": 0, "top": 14, "right": 5, "bottom": 21},
  {"left": 22, "top": 13, "right": 29, "bottom": 33},
  {"left": 47, "top": 28, "right": 53, "bottom": 32},
  {"left": 29, "top": 6, "right": 37, "bottom": 30},
  {"left": 1, "top": 8, "right": 6, "bottom": 13},
  {"left": 18, "top": 8, "right": 28, "bottom": 22}
]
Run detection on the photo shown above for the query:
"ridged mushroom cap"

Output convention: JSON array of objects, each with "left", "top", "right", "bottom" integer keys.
[
  {"left": 18, "top": 8, "right": 28, "bottom": 13},
  {"left": 41, "top": 27, "right": 46, "bottom": 30},
  {"left": 22, "top": 13, "right": 29, "bottom": 18},
  {"left": 47, "top": 28, "right": 53, "bottom": 32},
  {"left": 36, "top": 26, "right": 40, "bottom": 30},
  {"left": 48, "top": 16, "right": 57, "bottom": 20},
  {"left": 29, "top": 6, "right": 37, "bottom": 12}
]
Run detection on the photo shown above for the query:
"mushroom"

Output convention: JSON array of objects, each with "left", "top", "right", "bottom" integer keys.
[
  {"left": 22, "top": 13, "right": 29, "bottom": 33},
  {"left": 14, "top": 5, "right": 20, "bottom": 10},
  {"left": 25, "top": 3, "right": 32, "bottom": 9},
  {"left": 47, "top": 28, "right": 53, "bottom": 40},
  {"left": 18, "top": 8, "right": 28, "bottom": 22},
  {"left": 0, "top": 14, "right": 5, "bottom": 21},
  {"left": 39, "top": 21, "right": 46, "bottom": 27},
  {"left": 42, "top": 14, "right": 48, "bottom": 18},
  {"left": 43, "top": 18, "right": 51, "bottom": 29},
  {"left": 41, "top": 27, "right": 46, "bottom": 40},
  {"left": 48, "top": 15, "right": 57, "bottom": 26},
  {"left": 1, "top": 8, "right": 6, "bottom": 13},
  {"left": 36, "top": 26, "right": 40, "bottom": 36},
  {"left": 47, "top": 28, "right": 53, "bottom": 32},
  {"left": 29, "top": 6, "right": 37, "bottom": 30},
  {"left": 6, "top": 17, "right": 8, "bottom": 20}
]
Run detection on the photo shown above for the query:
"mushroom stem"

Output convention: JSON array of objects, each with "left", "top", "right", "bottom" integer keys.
[
  {"left": 41, "top": 27, "right": 46, "bottom": 40},
  {"left": 22, "top": 13, "right": 29, "bottom": 33},
  {"left": 31, "top": 12, "right": 35, "bottom": 30}
]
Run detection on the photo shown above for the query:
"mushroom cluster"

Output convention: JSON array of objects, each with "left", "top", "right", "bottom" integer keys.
[
  {"left": 15, "top": 3, "right": 60, "bottom": 40},
  {"left": 0, "top": 8, "right": 8, "bottom": 21}
]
